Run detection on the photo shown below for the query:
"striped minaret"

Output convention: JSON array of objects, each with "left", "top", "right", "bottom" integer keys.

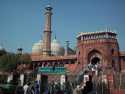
[{"left": 42, "top": 5, "right": 52, "bottom": 56}]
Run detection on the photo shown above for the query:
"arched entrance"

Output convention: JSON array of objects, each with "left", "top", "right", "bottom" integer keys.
[
  {"left": 91, "top": 57, "right": 100, "bottom": 65},
  {"left": 87, "top": 50, "right": 103, "bottom": 72}
]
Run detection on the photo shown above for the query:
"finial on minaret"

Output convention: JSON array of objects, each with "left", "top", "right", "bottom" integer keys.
[{"left": 45, "top": 5, "right": 53, "bottom": 11}]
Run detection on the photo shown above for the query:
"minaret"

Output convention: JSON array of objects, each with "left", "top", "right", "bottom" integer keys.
[
  {"left": 65, "top": 41, "right": 70, "bottom": 56},
  {"left": 42, "top": 5, "right": 52, "bottom": 56}
]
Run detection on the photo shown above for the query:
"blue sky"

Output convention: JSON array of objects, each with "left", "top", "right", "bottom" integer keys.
[{"left": 0, "top": 0, "right": 125, "bottom": 53}]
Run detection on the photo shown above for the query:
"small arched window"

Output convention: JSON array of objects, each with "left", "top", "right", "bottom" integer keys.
[
  {"left": 111, "top": 49, "right": 114, "bottom": 55},
  {"left": 78, "top": 62, "right": 80, "bottom": 64},
  {"left": 123, "top": 57, "right": 125, "bottom": 61},
  {"left": 112, "top": 60, "right": 115, "bottom": 70},
  {"left": 79, "top": 51, "right": 80, "bottom": 55}
]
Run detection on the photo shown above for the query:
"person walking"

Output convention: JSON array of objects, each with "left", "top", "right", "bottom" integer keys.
[
  {"left": 26, "top": 82, "right": 34, "bottom": 94},
  {"left": 34, "top": 80, "right": 40, "bottom": 94},
  {"left": 23, "top": 82, "right": 29, "bottom": 94},
  {"left": 15, "top": 80, "right": 24, "bottom": 94}
]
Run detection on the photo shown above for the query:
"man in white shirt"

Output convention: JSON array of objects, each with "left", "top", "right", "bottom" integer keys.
[{"left": 23, "top": 83, "right": 29, "bottom": 94}]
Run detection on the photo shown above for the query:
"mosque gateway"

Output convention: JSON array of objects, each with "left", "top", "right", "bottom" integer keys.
[{"left": 18, "top": 5, "right": 125, "bottom": 94}]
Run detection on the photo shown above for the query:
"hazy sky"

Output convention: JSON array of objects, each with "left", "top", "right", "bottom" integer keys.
[{"left": 0, "top": 0, "right": 125, "bottom": 53}]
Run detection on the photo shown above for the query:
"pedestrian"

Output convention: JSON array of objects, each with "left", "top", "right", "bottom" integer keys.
[
  {"left": 23, "top": 82, "right": 29, "bottom": 94},
  {"left": 15, "top": 80, "right": 24, "bottom": 94},
  {"left": 0, "top": 88, "right": 3, "bottom": 94},
  {"left": 26, "top": 82, "right": 34, "bottom": 94},
  {"left": 34, "top": 80, "right": 40, "bottom": 94}
]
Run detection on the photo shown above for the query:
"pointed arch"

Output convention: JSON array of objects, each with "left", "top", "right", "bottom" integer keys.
[{"left": 87, "top": 49, "right": 102, "bottom": 65}]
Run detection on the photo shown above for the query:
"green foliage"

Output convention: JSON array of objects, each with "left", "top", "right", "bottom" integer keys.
[
  {"left": 19, "top": 53, "right": 31, "bottom": 64},
  {"left": 0, "top": 51, "right": 31, "bottom": 72},
  {"left": 0, "top": 53, "right": 18, "bottom": 72},
  {"left": 0, "top": 49, "right": 6, "bottom": 57}
]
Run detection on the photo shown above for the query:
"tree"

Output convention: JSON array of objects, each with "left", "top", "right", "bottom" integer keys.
[
  {"left": 0, "top": 49, "right": 6, "bottom": 57},
  {"left": 19, "top": 53, "right": 31, "bottom": 64},
  {"left": 16, "top": 53, "right": 32, "bottom": 72},
  {"left": 0, "top": 53, "right": 18, "bottom": 72},
  {"left": 0, "top": 51, "right": 32, "bottom": 72}
]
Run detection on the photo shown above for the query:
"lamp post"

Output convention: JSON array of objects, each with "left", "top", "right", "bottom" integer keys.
[
  {"left": 101, "top": 70, "right": 104, "bottom": 94},
  {"left": 119, "top": 72, "right": 121, "bottom": 94}
]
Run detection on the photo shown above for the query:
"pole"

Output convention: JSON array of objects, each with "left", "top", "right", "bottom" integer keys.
[
  {"left": 119, "top": 73, "right": 121, "bottom": 94},
  {"left": 102, "top": 70, "right": 103, "bottom": 94}
]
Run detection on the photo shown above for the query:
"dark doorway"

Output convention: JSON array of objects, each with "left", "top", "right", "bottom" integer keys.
[{"left": 91, "top": 57, "right": 100, "bottom": 65}]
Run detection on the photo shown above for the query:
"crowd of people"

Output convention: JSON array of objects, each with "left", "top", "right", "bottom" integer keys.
[
  {"left": 14, "top": 80, "right": 72, "bottom": 94},
  {"left": 14, "top": 76, "right": 94, "bottom": 94},
  {"left": 10, "top": 72, "right": 95, "bottom": 94},
  {"left": 15, "top": 80, "right": 40, "bottom": 94},
  {"left": 72, "top": 75, "right": 94, "bottom": 94}
]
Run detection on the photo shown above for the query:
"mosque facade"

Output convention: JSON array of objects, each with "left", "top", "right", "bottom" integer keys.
[{"left": 31, "top": 5, "right": 125, "bottom": 93}]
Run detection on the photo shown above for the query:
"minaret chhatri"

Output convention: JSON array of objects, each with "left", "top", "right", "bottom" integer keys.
[{"left": 42, "top": 5, "right": 52, "bottom": 56}]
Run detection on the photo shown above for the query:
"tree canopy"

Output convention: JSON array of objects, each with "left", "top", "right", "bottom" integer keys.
[
  {"left": 19, "top": 53, "right": 31, "bottom": 64},
  {"left": 0, "top": 51, "right": 31, "bottom": 72},
  {"left": 0, "top": 53, "right": 18, "bottom": 72},
  {"left": 0, "top": 49, "right": 6, "bottom": 57}
]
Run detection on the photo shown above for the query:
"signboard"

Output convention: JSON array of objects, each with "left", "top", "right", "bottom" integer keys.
[{"left": 38, "top": 67, "right": 66, "bottom": 74}]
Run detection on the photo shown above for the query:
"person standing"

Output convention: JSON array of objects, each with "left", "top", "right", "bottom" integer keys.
[
  {"left": 23, "top": 83, "right": 29, "bottom": 94},
  {"left": 34, "top": 80, "right": 40, "bottom": 94},
  {"left": 15, "top": 80, "right": 24, "bottom": 94},
  {"left": 26, "top": 82, "right": 34, "bottom": 94}
]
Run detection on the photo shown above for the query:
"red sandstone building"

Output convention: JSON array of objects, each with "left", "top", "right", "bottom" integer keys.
[{"left": 31, "top": 5, "right": 125, "bottom": 94}]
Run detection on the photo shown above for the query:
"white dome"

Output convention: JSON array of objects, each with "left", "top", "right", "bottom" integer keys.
[
  {"left": 32, "top": 40, "right": 43, "bottom": 54},
  {"left": 51, "top": 39, "right": 64, "bottom": 56},
  {"left": 32, "top": 39, "right": 64, "bottom": 55}
]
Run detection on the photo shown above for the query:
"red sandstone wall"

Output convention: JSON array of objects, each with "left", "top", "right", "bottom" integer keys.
[
  {"left": 77, "top": 38, "right": 120, "bottom": 71},
  {"left": 120, "top": 56, "right": 125, "bottom": 72},
  {"left": 111, "top": 89, "right": 125, "bottom": 94}
]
